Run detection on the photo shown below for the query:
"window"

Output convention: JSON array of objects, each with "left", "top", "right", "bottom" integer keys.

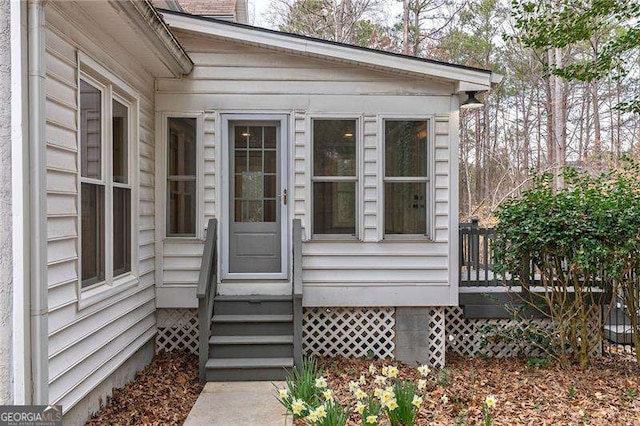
[
  {"left": 166, "top": 117, "right": 197, "bottom": 237},
  {"left": 79, "top": 76, "right": 134, "bottom": 289},
  {"left": 312, "top": 119, "right": 357, "bottom": 236},
  {"left": 383, "top": 120, "right": 429, "bottom": 236}
]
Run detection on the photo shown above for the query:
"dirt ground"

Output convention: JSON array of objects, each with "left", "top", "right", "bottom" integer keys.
[{"left": 86, "top": 351, "right": 202, "bottom": 426}]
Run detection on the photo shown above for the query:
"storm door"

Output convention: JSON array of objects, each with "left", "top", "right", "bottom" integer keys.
[{"left": 228, "top": 121, "right": 283, "bottom": 274}]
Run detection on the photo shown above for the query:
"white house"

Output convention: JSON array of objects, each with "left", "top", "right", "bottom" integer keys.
[{"left": 0, "top": 0, "right": 500, "bottom": 424}]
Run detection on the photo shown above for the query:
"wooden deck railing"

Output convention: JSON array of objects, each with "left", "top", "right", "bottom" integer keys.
[
  {"left": 459, "top": 218, "right": 501, "bottom": 286},
  {"left": 196, "top": 219, "right": 218, "bottom": 383},
  {"left": 292, "top": 219, "right": 303, "bottom": 369}
]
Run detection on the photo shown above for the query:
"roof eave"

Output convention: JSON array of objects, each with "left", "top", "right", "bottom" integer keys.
[
  {"left": 160, "top": 10, "right": 495, "bottom": 89},
  {"left": 120, "top": 0, "right": 193, "bottom": 76}
]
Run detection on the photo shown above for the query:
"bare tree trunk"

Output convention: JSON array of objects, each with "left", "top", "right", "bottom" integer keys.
[
  {"left": 402, "top": 0, "right": 410, "bottom": 55},
  {"left": 553, "top": 47, "right": 565, "bottom": 188},
  {"left": 592, "top": 81, "right": 601, "bottom": 159}
]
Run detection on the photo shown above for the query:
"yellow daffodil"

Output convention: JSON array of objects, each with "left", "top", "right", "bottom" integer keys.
[
  {"left": 381, "top": 390, "right": 394, "bottom": 403},
  {"left": 356, "top": 388, "right": 367, "bottom": 400},
  {"left": 485, "top": 395, "right": 497, "bottom": 409},
  {"left": 322, "top": 389, "right": 333, "bottom": 401},
  {"left": 359, "top": 374, "right": 367, "bottom": 385},
  {"left": 417, "top": 379, "right": 427, "bottom": 390},
  {"left": 315, "top": 377, "right": 328, "bottom": 389},
  {"left": 373, "top": 388, "right": 383, "bottom": 398},
  {"left": 356, "top": 402, "right": 366, "bottom": 415},
  {"left": 385, "top": 385, "right": 394, "bottom": 393},
  {"left": 386, "top": 399, "right": 398, "bottom": 411},
  {"left": 348, "top": 381, "right": 360, "bottom": 393},
  {"left": 387, "top": 366, "right": 399, "bottom": 378},
  {"left": 366, "top": 414, "right": 378, "bottom": 424},
  {"left": 306, "top": 412, "right": 318, "bottom": 422},
  {"left": 441, "top": 394, "right": 449, "bottom": 405},
  {"left": 417, "top": 365, "right": 431, "bottom": 377},
  {"left": 291, "top": 398, "right": 305, "bottom": 415},
  {"left": 278, "top": 388, "right": 288, "bottom": 399},
  {"left": 315, "top": 405, "right": 327, "bottom": 419},
  {"left": 412, "top": 395, "right": 423, "bottom": 409},
  {"left": 381, "top": 366, "right": 388, "bottom": 376},
  {"left": 369, "top": 364, "right": 376, "bottom": 375}
]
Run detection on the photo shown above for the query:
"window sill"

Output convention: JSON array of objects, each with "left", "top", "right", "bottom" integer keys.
[
  {"left": 309, "top": 235, "right": 359, "bottom": 242},
  {"left": 382, "top": 235, "right": 434, "bottom": 242},
  {"left": 78, "top": 274, "right": 139, "bottom": 311},
  {"left": 163, "top": 236, "right": 206, "bottom": 244}
]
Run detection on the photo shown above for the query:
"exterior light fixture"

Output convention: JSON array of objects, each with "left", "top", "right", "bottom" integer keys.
[
  {"left": 343, "top": 132, "right": 354, "bottom": 138},
  {"left": 460, "top": 91, "right": 484, "bottom": 109},
  {"left": 241, "top": 131, "right": 250, "bottom": 137}
]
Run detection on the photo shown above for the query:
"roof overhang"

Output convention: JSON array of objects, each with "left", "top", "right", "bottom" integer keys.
[
  {"left": 159, "top": 9, "right": 501, "bottom": 92},
  {"left": 118, "top": 1, "right": 193, "bottom": 76}
]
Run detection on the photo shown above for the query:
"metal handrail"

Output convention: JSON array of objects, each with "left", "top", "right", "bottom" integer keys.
[{"left": 197, "top": 219, "right": 218, "bottom": 383}]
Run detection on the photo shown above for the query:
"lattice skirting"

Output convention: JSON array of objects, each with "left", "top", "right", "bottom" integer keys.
[
  {"left": 428, "top": 308, "right": 446, "bottom": 367},
  {"left": 303, "top": 307, "right": 396, "bottom": 359},
  {"left": 445, "top": 306, "right": 602, "bottom": 358},
  {"left": 156, "top": 308, "right": 199, "bottom": 354}
]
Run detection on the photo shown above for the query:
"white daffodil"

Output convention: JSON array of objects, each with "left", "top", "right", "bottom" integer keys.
[
  {"left": 417, "top": 379, "right": 427, "bottom": 390},
  {"left": 412, "top": 395, "right": 423, "bottom": 409},
  {"left": 315, "top": 405, "right": 327, "bottom": 419},
  {"left": 387, "top": 365, "right": 399, "bottom": 378},
  {"left": 485, "top": 395, "right": 497, "bottom": 409},
  {"left": 306, "top": 411, "right": 318, "bottom": 422},
  {"left": 441, "top": 394, "right": 449, "bottom": 405},
  {"left": 366, "top": 414, "right": 378, "bottom": 424},
  {"left": 417, "top": 365, "right": 431, "bottom": 377},
  {"left": 315, "top": 376, "right": 328, "bottom": 389},
  {"left": 322, "top": 389, "right": 333, "bottom": 401},
  {"left": 369, "top": 364, "right": 377, "bottom": 375},
  {"left": 381, "top": 366, "right": 388, "bottom": 376},
  {"left": 359, "top": 374, "right": 367, "bottom": 385},
  {"left": 356, "top": 388, "right": 367, "bottom": 400},
  {"left": 385, "top": 399, "right": 398, "bottom": 411},
  {"left": 374, "top": 375, "right": 387, "bottom": 385},
  {"left": 356, "top": 402, "right": 366, "bottom": 415},
  {"left": 373, "top": 388, "right": 383, "bottom": 398},
  {"left": 291, "top": 398, "right": 305, "bottom": 415},
  {"left": 278, "top": 388, "right": 288, "bottom": 399},
  {"left": 349, "top": 380, "right": 360, "bottom": 393}
]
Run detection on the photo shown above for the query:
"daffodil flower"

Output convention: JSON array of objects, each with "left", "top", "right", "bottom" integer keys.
[
  {"left": 368, "top": 364, "right": 376, "bottom": 375},
  {"left": 291, "top": 398, "right": 305, "bottom": 415},
  {"left": 315, "top": 405, "right": 327, "bottom": 419},
  {"left": 322, "top": 389, "right": 333, "bottom": 401},
  {"left": 417, "top": 365, "right": 431, "bottom": 377},
  {"left": 356, "top": 402, "right": 366, "bottom": 415},
  {"left": 366, "top": 414, "right": 378, "bottom": 424},
  {"left": 278, "top": 388, "right": 288, "bottom": 399},
  {"left": 412, "top": 395, "right": 423, "bottom": 408},
  {"left": 373, "top": 388, "right": 383, "bottom": 398},
  {"left": 386, "top": 399, "right": 398, "bottom": 411},
  {"left": 348, "top": 380, "right": 360, "bottom": 393},
  {"left": 387, "top": 366, "right": 399, "bottom": 378},
  {"left": 374, "top": 375, "right": 387, "bottom": 385},
  {"left": 356, "top": 388, "right": 367, "bottom": 400},
  {"left": 359, "top": 374, "right": 367, "bottom": 385},
  {"left": 485, "top": 395, "right": 497, "bottom": 409},
  {"left": 315, "top": 376, "right": 328, "bottom": 389},
  {"left": 417, "top": 379, "right": 427, "bottom": 390},
  {"left": 441, "top": 394, "right": 449, "bottom": 405},
  {"left": 306, "top": 411, "right": 318, "bottom": 422}
]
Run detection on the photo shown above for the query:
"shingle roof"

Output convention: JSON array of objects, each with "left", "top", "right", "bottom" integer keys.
[{"left": 177, "top": 0, "right": 237, "bottom": 17}]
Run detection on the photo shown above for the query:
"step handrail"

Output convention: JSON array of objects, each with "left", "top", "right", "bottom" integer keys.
[
  {"left": 292, "top": 219, "right": 303, "bottom": 369},
  {"left": 197, "top": 218, "right": 218, "bottom": 383}
]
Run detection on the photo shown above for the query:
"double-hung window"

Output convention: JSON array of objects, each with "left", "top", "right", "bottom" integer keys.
[
  {"left": 383, "top": 120, "right": 429, "bottom": 236},
  {"left": 312, "top": 119, "right": 357, "bottom": 236},
  {"left": 80, "top": 74, "right": 134, "bottom": 290},
  {"left": 166, "top": 117, "right": 197, "bottom": 237}
]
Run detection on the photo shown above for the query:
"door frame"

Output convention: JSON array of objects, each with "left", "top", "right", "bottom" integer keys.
[{"left": 220, "top": 114, "right": 289, "bottom": 280}]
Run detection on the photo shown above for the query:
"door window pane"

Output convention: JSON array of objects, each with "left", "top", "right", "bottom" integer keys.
[
  {"left": 81, "top": 183, "right": 105, "bottom": 287},
  {"left": 112, "top": 100, "right": 128, "bottom": 183},
  {"left": 80, "top": 80, "right": 102, "bottom": 179},
  {"left": 113, "top": 187, "right": 131, "bottom": 276},
  {"left": 168, "top": 180, "right": 196, "bottom": 235},
  {"left": 168, "top": 118, "right": 197, "bottom": 176},
  {"left": 313, "top": 120, "right": 356, "bottom": 176},
  {"left": 313, "top": 182, "right": 355, "bottom": 235},
  {"left": 385, "top": 121, "right": 428, "bottom": 177},
  {"left": 384, "top": 182, "right": 426, "bottom": 235}
]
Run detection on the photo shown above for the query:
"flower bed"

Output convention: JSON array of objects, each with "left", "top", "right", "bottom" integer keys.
[{"left": 278, "top": 353, "right": 640, "bottom": 425}]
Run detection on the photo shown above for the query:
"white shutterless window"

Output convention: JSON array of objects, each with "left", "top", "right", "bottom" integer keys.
[
  {"left": 311, "top": 119, "right": 358, "bottom": 237},
  {"left": 78, "top": 63, "right": 137, "bottom": 305},
  {"left": 383, "top": 119, "right": 430, "bottom": 238}
]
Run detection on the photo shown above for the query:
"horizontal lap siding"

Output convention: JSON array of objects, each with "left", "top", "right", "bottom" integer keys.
[
  {"left": 157, "top": 33, "right": 455, "bottom": 307},
  {"left": 45, "top": 17, "right": 157, "bottom": 412}
]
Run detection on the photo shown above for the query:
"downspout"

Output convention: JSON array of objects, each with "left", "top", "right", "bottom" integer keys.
[
  {"left": 10, "top": 0, "right": 31, "bottom": 405},
  {"left": 27, "top": 0, "right": 48, "bottom": 405}
]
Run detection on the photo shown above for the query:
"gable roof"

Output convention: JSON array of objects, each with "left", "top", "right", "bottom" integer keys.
[
  {"left": 158, "top": 8, "right": 502, "bottom": 91},
  {"left": 153, "top": 0, "right": 249, "bottom": 23}
]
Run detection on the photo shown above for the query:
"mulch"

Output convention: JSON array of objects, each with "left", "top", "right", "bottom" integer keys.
[
  {"left": 86, "top": 351, "right": 202, "bottom": 426},
  {"left": 312, "top": 353, "right": 640, "bottom": 425}
]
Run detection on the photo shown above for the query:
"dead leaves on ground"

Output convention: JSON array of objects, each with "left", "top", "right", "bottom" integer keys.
[
  {"left": 86, "top": 351, "right": 202, "bottom": 426},
  {"left": 313, "top": 354, "right": 640, "bottom": 425}
]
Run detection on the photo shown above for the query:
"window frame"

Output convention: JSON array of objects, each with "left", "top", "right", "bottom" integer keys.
[
  {"left": 77, "top": 53, "right": 139, "bottom": 309},
  {"left": 160, "top": 112, "right": 205, "bottom": 241},
  {"left": 309, "top": 115, "right": 362, "bottom": 240},
  {"left": 379, "top": 115, "right": 435, "bottom": 241}
]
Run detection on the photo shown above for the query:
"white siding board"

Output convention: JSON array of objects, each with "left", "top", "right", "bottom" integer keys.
[{"left": 45, "top": 7, "right": 157, "bottom": 414}]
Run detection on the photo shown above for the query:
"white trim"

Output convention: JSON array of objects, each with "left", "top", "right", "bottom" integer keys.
[
  {"left": 161, "top": 11, "right": 496, "bottom": 88},
  {"left": 76, "top": 56, "right": 141, "bottom": 309},
  {"left": 159, "top": 112, "right": 206, "bottom": 240},
  {"left": 448, "top": 97, "right": 460, "bottom": 305},
  {"left": 219, "top": 113, "right": 290, "bottom": 281},
  {"left": 10, "top": 0, "right": 30, "bottom": 404},
  {"left": 378, "top": 115, "right": 435, "bottom": 240}
]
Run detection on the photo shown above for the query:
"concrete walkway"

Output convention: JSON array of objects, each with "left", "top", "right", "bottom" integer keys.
[{"left": 184, "top": 382, "right": 293, "bottom": 426}]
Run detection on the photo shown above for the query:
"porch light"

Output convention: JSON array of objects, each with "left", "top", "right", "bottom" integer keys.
[
  {"left": 460, "top": 91, "right": 483, "bottom": 109},
  {"left": 241, "top": 131, "right": 251, "bottom": 137},
  {"left": 343, "top": 132, "right": 354, "bottom": 138}
]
